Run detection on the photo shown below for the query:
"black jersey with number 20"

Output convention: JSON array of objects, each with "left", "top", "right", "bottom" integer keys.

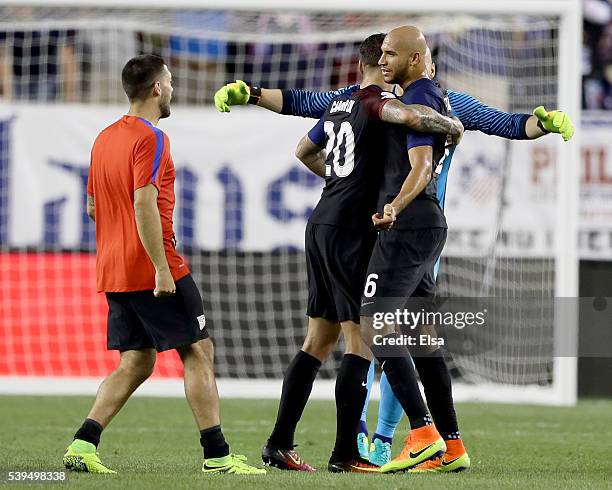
[{"left": 306, "top": 85, "right": 393, "bottom": 231}]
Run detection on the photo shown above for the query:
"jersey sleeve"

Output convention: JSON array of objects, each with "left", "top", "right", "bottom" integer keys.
[
  {"left": 281, "top": 85, "right": 359, "bottom": 118},
  {"left": 448, "top": 90, "right": 530, "bottom": 140},
  {"left": 133, "top": 131, "right": 165, "bottom": 191},
  {"left": 361, "top": 90, "right": 395, "bottom": 120},
  {"left": 402, "top": 85, "right": 442, "bottom": 150},
  {"left": 307, "top": 116, "right": 326, "bottom": 147}
]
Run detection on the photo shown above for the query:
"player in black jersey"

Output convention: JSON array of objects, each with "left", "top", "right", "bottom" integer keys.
[
  {"left": 262, "top": 33, "right": 463, "bottom": 474},
  {"left": 357, "top": 26, "right": 457, "bottom": 474}
]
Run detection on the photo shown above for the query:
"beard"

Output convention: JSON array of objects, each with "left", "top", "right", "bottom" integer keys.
[
  {"left": 159, "top": 99, "right": 171, "bottom": 119},
  {"left": 388, "top": 63, "right": 410, "bottom": 86},
  {"left": 160, "top": 104, "right": 171, "bottom": 119}
]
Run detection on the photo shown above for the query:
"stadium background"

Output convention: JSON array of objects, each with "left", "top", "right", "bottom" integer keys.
[{"left": 0, "top": 0, "right": 609, "bottom": 402}]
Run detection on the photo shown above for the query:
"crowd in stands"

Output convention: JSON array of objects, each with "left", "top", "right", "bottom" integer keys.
[{"left": 1, "top": 3, "right": 610, "bottom": 111}]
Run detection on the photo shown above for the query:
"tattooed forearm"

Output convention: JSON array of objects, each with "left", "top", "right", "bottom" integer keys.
[{"left": 380, "top": 100, "right": 463, "bottom": 136}]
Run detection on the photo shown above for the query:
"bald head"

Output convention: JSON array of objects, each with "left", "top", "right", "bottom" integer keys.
[
  {"left": 379, "top": 25, "right": 429, "bottom": 87},
  {"left": 388, "top": 25, "right": 427, "bottom": 56}
]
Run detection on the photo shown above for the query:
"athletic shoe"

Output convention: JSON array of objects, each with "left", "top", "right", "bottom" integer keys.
[
  {"left": 261, "top": 443, "right": 315, "bottom": 472},
  {"left": 62, "top": 439, "right": 116, "bottom": 474},
  {"left": 380, "top": 425, "right": 446, "bottom": 474},
  {"left": 328, "top": 457, "right": 380, "bottom": 473},
  {"left": 357, "top": 432, "right": 369, "bottom": 460},
  {"left": 410, "top": 439, "right": 471, "bottom": 473},
  {"left": 202, "top": 454, "right": 266, "bottom": 475},
  {"left": 368, "top": 438, "right": 392, "bottom": 467}
]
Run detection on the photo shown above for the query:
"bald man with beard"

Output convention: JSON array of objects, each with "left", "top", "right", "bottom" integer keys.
[
  {"left": 341, "top": 26, "right": 449, "bottom": 474},
  {"left": 364, "top": 36, "right": 471, "bottom": 475}
]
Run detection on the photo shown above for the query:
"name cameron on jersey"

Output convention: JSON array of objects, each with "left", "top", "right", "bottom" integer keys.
[{"left": 329, "top": 99, "right": 355, "bottom": 114}]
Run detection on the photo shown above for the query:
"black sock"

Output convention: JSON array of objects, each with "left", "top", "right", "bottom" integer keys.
[
  {"left": 268, "top": 350, "right": 321, "bottom": 449},
  {"left": 74, "top": 418, "right": 103, "bottom": 447},
  {"left": 330, "top": 354, "right": 371, "bottom": 463},
  {"left": 371, "top": 334, "right": 431, "bottom": 429},
  {"left": 413, "top": 350, "right": 460, "bottom": 439},
  {"left": 200, "top": 425, "right": 230, "bottom": 459},
  {"left": 444, "top": 431, "right": 462, "bottom": 440}
]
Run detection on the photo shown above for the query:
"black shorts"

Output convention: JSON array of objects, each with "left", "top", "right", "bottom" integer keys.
[
  {"left": 106, "top": 274, "right": 209, "bottom": 352},
  {"left": 305, "top": 222, "right": 377, "bottom": 323},
  {"left": 360, "top": 227, "right": 447, "bottom": 316}
]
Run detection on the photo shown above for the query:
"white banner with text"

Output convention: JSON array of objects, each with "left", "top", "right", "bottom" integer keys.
[{"left": 0, "top": 105, "right": 610, "bottom": 258}]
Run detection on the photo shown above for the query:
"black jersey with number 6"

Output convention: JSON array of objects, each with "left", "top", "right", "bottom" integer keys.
[
  {"left": 376, "top": 78, "right": 448, "bottom": 230},
  {"left": 306, "top": 85, "right": 393, "bottom": 231}
]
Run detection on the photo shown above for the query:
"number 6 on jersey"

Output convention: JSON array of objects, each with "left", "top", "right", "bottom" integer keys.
[{"left": 364, "top": 273, "right": 378, "bottom": 298}]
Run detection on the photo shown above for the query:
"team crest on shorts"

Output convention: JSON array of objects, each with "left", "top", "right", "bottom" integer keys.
[{"left": 197, "top": 314, "right": 206, "bottom": 330}]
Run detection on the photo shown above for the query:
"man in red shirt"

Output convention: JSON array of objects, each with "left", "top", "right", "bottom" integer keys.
[{"left": 62, "top": 54, "right": 265, "bottom": 476}]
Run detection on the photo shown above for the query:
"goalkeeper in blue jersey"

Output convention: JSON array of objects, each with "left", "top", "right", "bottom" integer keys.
[{"left": 214, "top": 45, "right": 574, "bottom": 472}]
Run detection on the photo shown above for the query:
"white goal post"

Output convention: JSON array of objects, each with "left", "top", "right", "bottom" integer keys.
[{"left": 0, "top": 0, "right": 582, "bottom": 406}]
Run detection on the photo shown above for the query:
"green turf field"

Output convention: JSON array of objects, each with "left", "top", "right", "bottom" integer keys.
[{"left": 1, "top": 396, "right": 611, "bottom": 489}]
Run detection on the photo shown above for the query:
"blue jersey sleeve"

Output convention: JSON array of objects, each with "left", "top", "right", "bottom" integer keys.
[
  {"left": 402, "top": 83, "right": 442, "bottom": 150},
  {"left": 448, "top": 90, "right": 530, "bottom": 140},
  {"left": 281, "top": 85, "right": 359, "bottom": 118},
  {"left": 307, "top": 116, "right": 326, "bottom": 147}
]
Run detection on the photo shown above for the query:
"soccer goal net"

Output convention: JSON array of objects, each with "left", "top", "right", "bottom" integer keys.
[{"left": 0, "top": 1, "right": 581, "bottom": 405}]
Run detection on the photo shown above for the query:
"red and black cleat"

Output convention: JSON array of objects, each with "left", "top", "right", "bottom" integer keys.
[
  {"left": 328, "top": 457, "right": 380, "bottom": 473},
  {"left": 262, "top": 443, "right": 316, "bottom": 472}
]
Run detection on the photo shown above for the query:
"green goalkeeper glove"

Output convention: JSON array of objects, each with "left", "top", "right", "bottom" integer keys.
[
  {"left": 533, "top": 106, "right": 575, "bottom": 142},
  {"left": 214, "top": 80, "right": 250, "bottom": 112}
]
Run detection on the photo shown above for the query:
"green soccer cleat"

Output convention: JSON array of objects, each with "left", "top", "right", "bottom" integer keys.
[
  {"left": 62, "top": 439, "right": 116, "bottom": 474},
  {"left": 202, "top": 454, "right": 267, "bottom": 475},
  {"left": 357, "top": 432, "right": 369, "bottom": 461},
  {"left": 380, "top": 426, "right": 446, "bottom": 474},
  {"left": 368, "top": 438, "right": 392, "bottom": 467}
]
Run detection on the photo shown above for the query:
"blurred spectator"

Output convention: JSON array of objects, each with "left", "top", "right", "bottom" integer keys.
[
  {"left": 165, "top": 10, "right": 229, "bottom": 104},
  {"left": 0, "top": 7, "right": 78, "bottom": 102},
  {"left": 583, "top": 0, "right": 612, "bottom": 109},
  {"left": 248, "top": 12, "right": 324, "bottom": 90}
]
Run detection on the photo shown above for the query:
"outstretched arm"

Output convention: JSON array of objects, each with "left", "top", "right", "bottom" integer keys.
[
  {"left": 214, "top": 79, "right": 355, "bottom": 118},
  {"left": 448, "top": 90, "right": 574, "bottom": 141},
  {"left": 279, "top": 87, "right": 356, "bottom": 118},
  {"left": 215, "top": 81, "right": 464, "bottom": 141}
]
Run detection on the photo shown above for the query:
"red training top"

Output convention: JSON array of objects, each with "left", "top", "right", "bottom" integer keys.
[{"left": 87, "top": 115, "right": 189, "bottom": 292}]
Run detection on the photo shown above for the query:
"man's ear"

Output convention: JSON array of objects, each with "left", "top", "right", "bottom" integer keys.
[
  {"left": 411, "top": 52, "right": 420, "bottom": 66},
  {"left": 152, "top": 80, "right": 161, "bottom": 97},
  {"left": 358, "top": 60, "right": 364, "bottom": 76}
]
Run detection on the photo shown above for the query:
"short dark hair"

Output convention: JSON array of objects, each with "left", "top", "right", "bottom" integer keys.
[
  {"left": 359, "top": 33, "right": 386, "bottom": 67},
  {"left": 121, "top": 54, "right": 166, "bottom": 101}
]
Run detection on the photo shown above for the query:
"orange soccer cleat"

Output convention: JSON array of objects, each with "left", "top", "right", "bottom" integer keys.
[
  {"left": 380, "top": 425, "right": 446, "bottom": 473},
  {"left": 410, "top": 439, "right": 471, "bottom": 473}
]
